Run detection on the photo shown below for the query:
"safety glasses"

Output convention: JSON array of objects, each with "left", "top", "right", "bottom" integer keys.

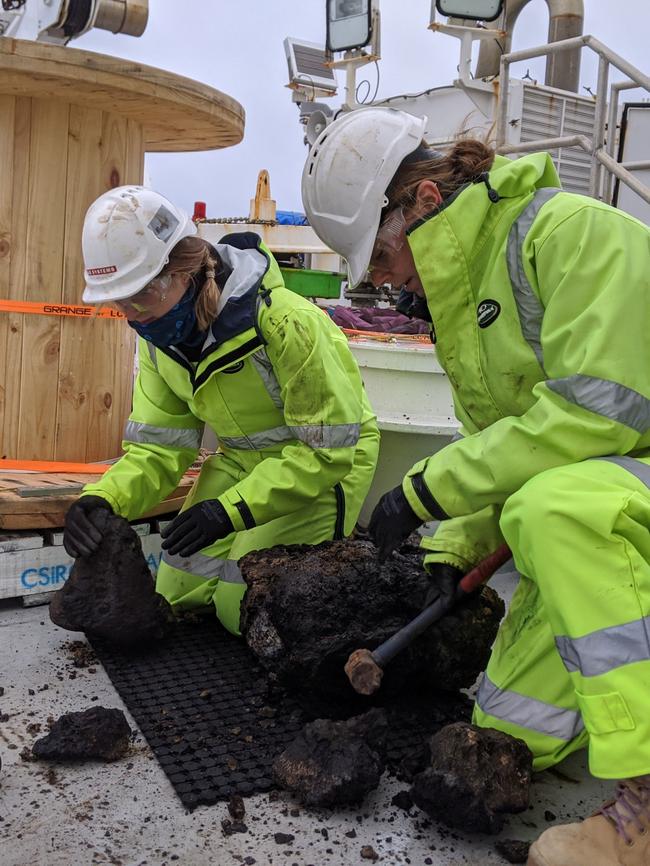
[
  {"left": 368, "top": 207, "right": 407, "bottom": 273},
  {"left": 113, "top": 273, "right": 173, "bottom": 314}
]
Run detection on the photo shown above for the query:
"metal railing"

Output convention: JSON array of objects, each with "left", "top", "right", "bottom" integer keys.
[{"left": 496, "top": 34, "right": 650, "bottom": 206}]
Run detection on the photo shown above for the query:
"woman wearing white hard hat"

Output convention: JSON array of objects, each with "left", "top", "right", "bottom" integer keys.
[
  {"left": 64, "top": 185, "right": 379, "bottom": 635},
  {"left": 302, "top": 107, "right": 650, "bottom": 866}
]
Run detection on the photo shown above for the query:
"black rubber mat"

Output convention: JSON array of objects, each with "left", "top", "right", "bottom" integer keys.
[
  {"left": 90, "top": 620, "right": 307, "bottom": 810},
  {"left": 90, "top": 619, "right": 471, "bottom": 810}
]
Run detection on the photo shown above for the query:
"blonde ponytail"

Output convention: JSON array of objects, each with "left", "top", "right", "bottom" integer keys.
[{"left": 162, "top": 236, "right": 222, "bottom": 330}]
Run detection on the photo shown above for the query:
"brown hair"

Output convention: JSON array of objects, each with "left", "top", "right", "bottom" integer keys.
[
  {"left": 162, "top": 236, "right": 220, "bottom": 331},
  {"left": 385, "top": 138, "right": 495, "bottom": 215}
]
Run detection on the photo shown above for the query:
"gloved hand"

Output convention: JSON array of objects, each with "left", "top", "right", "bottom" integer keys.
[
  {"left": 423, "top": 563, "right": 464, "bottom": 608},
  {"left": 368, "top": 484, "right": 423, "bottom": 562},
  {"left": 63, "top": 495, "right": 113, "bottom": 558},
  {"left": 160, "top": 499, "right": 234, "bottom": 558}
]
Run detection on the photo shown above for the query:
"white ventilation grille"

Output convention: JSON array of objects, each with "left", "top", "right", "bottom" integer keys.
[{"left": 520, "top": 85, "right": 596, "bottom": 195}]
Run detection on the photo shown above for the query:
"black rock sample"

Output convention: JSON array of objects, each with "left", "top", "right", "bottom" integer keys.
[
  {"left": 50, "top": 510, "right": 174, "bottom": 646},
  {"left": 240, "top": 539, "right": 504, "bottom": 715},
  {"left": 31, "top": 706, "right": 131, "bottom": 762},
  {"left": 495, "top": 839, "right": 532, "bottom": 863},
  {"left": 411, "top": 722, "right": 533, "bottom": 834},
  {"left": 273, "top": 708, "right": 388, "bottom": 806}
]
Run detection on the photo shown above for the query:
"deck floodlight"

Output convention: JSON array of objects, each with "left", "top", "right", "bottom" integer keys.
[
  {"left": 435, "top": 0, "right": 503, "bottom": 21},
  {"left": 326, "top": 0, "right": 372, "bottom": 53},
  {"left": 284, "top": 37, "right": 339, "bottom": 96}
]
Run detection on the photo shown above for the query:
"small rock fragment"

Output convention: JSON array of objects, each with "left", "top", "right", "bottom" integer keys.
[
  {"left": 360, "top": 846, "right": 379, "bottom": 861},
  {"left": 391, "top": 790, "right": 413, "bottom": 812},
  {"left": 495, "top": 838, "right": 531, "bottom": 863},
  {"left": 31, "top": 707, "right": 131, "bottom": 762},
  {"left": 273, "top": 832, "right": 295, "bottom": 845},
  {"left": 411, "top": 722, "right": 533, "bottom": 834},
  {"left": 228, "top": 794, "right": 245, "bottom": 821},
  {"left": 273, "top": 709, "right": 387, "bottom": 807},
  {"left": 221, "top": 818, "right": 248, "bottom": 835}
]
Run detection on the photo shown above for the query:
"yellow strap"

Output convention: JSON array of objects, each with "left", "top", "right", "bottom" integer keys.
[{"left": 0, "top": 300, "right": 125, "bottom": 319}]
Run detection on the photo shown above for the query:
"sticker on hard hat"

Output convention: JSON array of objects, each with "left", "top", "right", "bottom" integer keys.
[
  {"left": 87, "top": 265, "right": 117, "bottom": 276},
  {"left": 148, "top": 205, "right": 179, "bottom": 242},
  {"left": 477, "top": 300, "right": 501, "bottom": 328}
]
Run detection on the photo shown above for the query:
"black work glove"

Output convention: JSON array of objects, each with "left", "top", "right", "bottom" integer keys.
[
  {"left": 423, "top": 563, "right": 464, "bottom": 609},
  {"left": 63, "top": 496, "right": 113, "bottom": 558},
  {"left": 160, "top": 499, "right": 234, "bottom": 558},
  {"left": 368, "top": 484, "right": 423, "bottom": 562}
]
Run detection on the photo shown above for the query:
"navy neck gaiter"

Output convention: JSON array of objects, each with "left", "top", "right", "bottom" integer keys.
[{"left": 128, "top": 286, "right": 199, "bottom": 348}]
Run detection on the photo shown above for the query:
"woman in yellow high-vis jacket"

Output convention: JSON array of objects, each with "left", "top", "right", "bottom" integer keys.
[
  {"left": 303, "top": 107, "right": 650, "bottom": 866},
  {"left": 63, "top": 185, "right": 379, "bottom": 636}
]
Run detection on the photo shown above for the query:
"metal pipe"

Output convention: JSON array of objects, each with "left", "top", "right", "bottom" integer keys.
[
  {"left": 621, "top": 160, "right": 650, "bottom": 171},
  {"left": 94, "top": 0, "right": 148, "bottom": 37},
  {"left": 497, "top": 34, "right": 650, "bottom": 90},
  {"left": 497, "top": 133, "right": 591, "bottom": 155},
  {"left": 589, "top": 55, "right": 609, "bottom": 198},
  {"left": 596, "top": 150, "right": 650, "bottom": 205},
  {"left": 476, "top": 0, "right": 584, "bottom": 92}
]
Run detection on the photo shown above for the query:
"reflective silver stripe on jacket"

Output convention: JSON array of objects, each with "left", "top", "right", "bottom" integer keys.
[
  {"left": 553, "top": 454, "right": 650, "bottom": 677},
  {"left": 506, "top": 187, "right": 561, "bottom": 369},
  {"left": 476, "top": 674, "right": 585, "bottom": 741},
  {"left": 124, "top": 421, "right": 203, "bottom": 450},
  {"left": 546, "top": 376, "right": 650, "bottom": 433},
  {"left": 162, "top": 550, "right": 245, "bottom": 584},
  {"left": 598, "top": 455, "right": 650, "bottom": 488},
  {"left": 556, "top": 615, "right": 650, "bottom": 678},
  {"left": 220, "top": 422, "right": 360, "bottom": 451},
  {"left": 250, "top": 349, "right": 284, "bottom": 409},
  {"left": 146, "top": 341, "right": 158, "bottom": 371}
]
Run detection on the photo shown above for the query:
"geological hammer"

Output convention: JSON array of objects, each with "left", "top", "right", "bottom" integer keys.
[{"left": 344, "top": 544, "right": 512, "bottom": 696}]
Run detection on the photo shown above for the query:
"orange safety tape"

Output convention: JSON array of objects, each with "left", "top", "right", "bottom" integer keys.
[
  {"left": 0, "top": 300, "right": 125, "bottom": 319},
  {"left": 0, "top": 460, "right": 111, "bottom": 474},
  {"left": 340, "top": 328, "right": 432, "bottom": 344}
]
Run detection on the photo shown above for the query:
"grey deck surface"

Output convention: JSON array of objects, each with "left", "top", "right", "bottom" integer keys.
[{"left": 0, "top": 575, "right": 609, "bottom": 866}]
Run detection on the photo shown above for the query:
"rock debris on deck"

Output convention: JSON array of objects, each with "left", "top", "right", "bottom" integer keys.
[{"left": 0, "top": 572, "right": 610, "bottom": 866}]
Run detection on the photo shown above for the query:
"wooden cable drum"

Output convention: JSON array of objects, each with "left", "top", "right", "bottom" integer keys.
[{"left": 0, "top": 38, "right": 244, "bottom": 462}]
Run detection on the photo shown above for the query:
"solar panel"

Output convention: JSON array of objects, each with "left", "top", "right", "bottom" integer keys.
[{"left": 284, "top": 38, "right": 338, "bottom": 94}]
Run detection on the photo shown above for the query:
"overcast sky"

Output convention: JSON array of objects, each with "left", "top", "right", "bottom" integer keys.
[{"left": 76, "top": 1, "right": 648, "bottom": 216}]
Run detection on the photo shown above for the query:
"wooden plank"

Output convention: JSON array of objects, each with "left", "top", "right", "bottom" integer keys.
[
  {"left": 1, "top": 96, "right": 31, "bottom": 460},
  {"left": 0, "top": 95, "right": 15, "bottom": 459},
  {"left": 17, "top": 97, "right": 69, "bottom": 459},
  {"left": 18, "top": 485, "right": 83, "bottom": 497},
  {"left": 80, "top": 111, "right": 136, "bottom": 461},
  {"left": 0, "top": 486, "right": 189, "bottom": 515},
  {"left": 0, "top": 472, "right": 192, "bottom": 528},
  {"left": 57, "top": 105, "right": 114, "bottom": 462}
]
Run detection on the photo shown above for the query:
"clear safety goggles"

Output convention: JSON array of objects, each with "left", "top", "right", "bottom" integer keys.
[
  {"left": 113, "top": 273, "right": 173, "bottom": 314},
  {"left": 368, "top": 207, "right": 407, "bottom": 273}
]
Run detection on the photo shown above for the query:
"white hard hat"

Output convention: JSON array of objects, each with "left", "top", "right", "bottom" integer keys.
[
  {"left": 82, "top": 185, "right": 197, "bottom": 303},
  {"left": 301, "top": 108, "right": 427, "bottom": 287}
]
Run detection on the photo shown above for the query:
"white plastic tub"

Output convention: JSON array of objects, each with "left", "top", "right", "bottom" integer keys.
[{"left": 346, "top": 336, "right": 459, "bottom": 524}]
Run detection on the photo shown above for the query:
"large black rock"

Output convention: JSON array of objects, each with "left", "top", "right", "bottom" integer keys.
[
  {"left": 411, "top": 722, "right": 533, "bottom": 834},
  {"left": 273, "top": 709, "right": 388, "bottom": 806},
  {"left": 31, "top": 706, "right": 131, "bottom": 762},
  {"left": 239, "top": 539, "right": 504, "bottom": 715},
  {"left": 50, "top": 510, "right": 173, "bottom": 646}
]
